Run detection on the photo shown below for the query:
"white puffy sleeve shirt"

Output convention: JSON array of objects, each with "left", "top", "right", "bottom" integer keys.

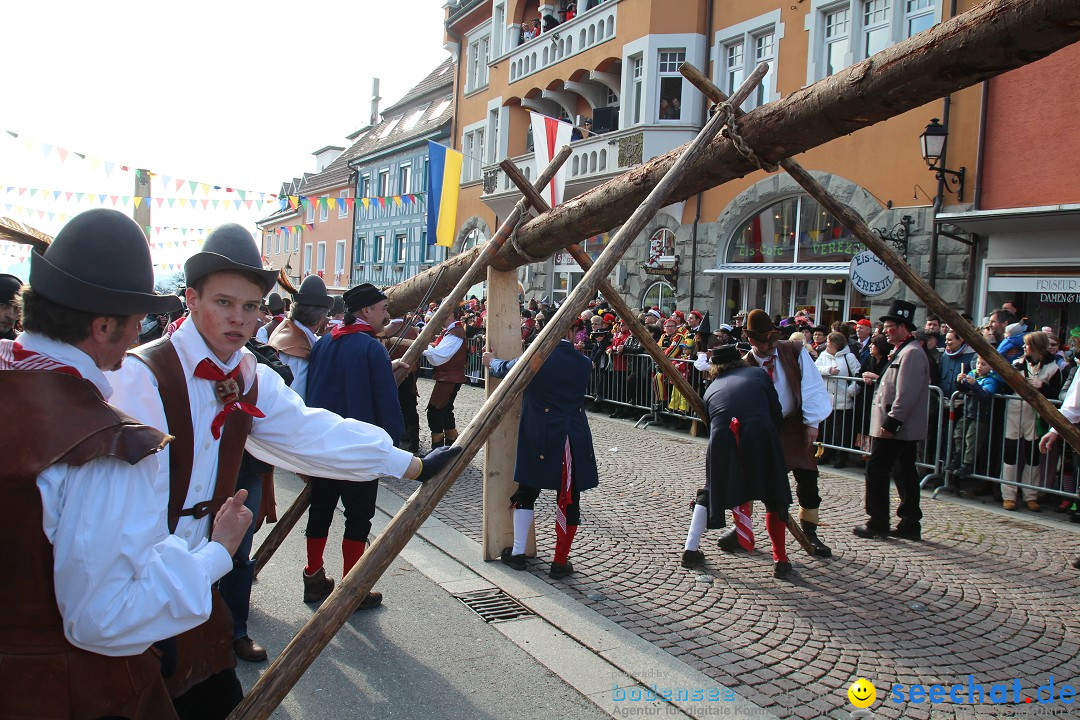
[
  {"left": 21, "top": 333, "right": 233, "bottom": 657},
  {"left": 107, "top": 319, "right": 414, "bottom": 555}
]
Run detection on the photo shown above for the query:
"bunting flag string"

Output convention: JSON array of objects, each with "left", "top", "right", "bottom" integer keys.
[
  {"left": 1, "top": 185, "right": 268, "bottom": 210},
  {"left": 2, "top": 129, "right": 280, "bottom": 202},
  {"left": 1, "top": 201, "right": 228, "bottom": 241},
  {"left": 284, "top": 193, "right": 424, "bottom": 212}
]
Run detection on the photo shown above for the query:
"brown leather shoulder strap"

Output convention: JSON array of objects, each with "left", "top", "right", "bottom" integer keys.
[
  {"left": 776, "top": 340, "right": 803, "bottom": 414},
  {"left": 214, "top": 377, "right": 257, "bottom": 505},
  {"left": 130, "top": 338, "right": 193, "bottom": 533}
]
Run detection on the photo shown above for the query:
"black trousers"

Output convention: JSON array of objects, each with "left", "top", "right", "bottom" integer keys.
[
  {"left": 398, "top": 374, "right": 420, "bottom": 446},
  {"left": 864, "top": 436, "right": 921, "bottom": 530},
  {"left": 426, "top": 383, "right": 461, "bottom": 433},
  {"left": 511, "top": 483, "right": 581, "bottom": 526},
  {"left": 792, "top": 467, "right": 821, "bottom": 510},
  {"left": 172, "top": 668, "right": 243, "bottom": 720},
  {"left": 305, "top": 477, "right": 379, "bottom": 543}
]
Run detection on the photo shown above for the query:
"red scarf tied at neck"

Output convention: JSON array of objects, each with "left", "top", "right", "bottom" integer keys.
[{"left": 194, "top": 358, "right": 265, "bottom": 439}]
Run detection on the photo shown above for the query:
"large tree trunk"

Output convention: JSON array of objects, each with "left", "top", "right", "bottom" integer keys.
[{"left": 386, "top": 0, "right": 1080, "bottom": 316}]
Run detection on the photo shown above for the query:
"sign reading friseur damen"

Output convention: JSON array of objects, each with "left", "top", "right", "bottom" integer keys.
[{"left": 849, "top": 250, "right": 895, "bottom": 297}]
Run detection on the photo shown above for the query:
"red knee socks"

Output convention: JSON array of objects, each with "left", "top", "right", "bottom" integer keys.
[
  {"left": 342, "top": 539, "right": 367, "bottom": 576},
  {"left": 765, "top": 512, "right": 788, "bottom": 563},
  {"left": 553, "top": 525, "right": 577, "bottom": 564},
  {"left": 305, "top": 537, "right": 328, "bottom": 575}
]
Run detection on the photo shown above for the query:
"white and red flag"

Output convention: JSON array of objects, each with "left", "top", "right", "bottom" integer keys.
[{"left": 530, "top": 111, "right": 573, "bottom": 208}]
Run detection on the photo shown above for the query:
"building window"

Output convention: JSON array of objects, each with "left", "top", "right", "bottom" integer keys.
[
  {"left": 906, "top": 0, "right": 935, "bottom": 36},
  {"left": 466, "top": 34, "right": 490, "bottom": 93},
  {"left": 753, "top": 32, "right": 775, "bottom": 107},
  {"left": 631, "top": 54, "right": 643, "bottom": 125},
  {"left": 295, "top": 228, "right": 301, "bottom": 252},
  {"left": 316, "top": 241, "right": 326, "bottom": 274},
  {"left": 358, "top": 174, "right": 370, "bottom": 198},
  {"left": 641, "top": 281, "right": 676, "bottom": 315},
  {"left": 723, "top": 41, "right": 744, "bottom": 98},
  {"left": 319, "top": 198, "right": 328, "bottom": 223},
  {"left": 657, "top": 50, "right": 685, "bottom": 120},
  {"left": 395, "top": 232, "right": 408, "bottom": 264},
  {"left": 378, "top": 170, "right": 390, "bottom": 197},
  {"left": 809, "top": 0, "right": 939, "bottom": 81},
  {"left": 335, "top": 239, "right": 346, "bottom": 276},
  {"left": 725, "top": 195, "right": 860, "bottom": 265},
  {"left": 338, "top": 190, "right": 348, "bottom": 218},
  {"left": 462, "top": 127, "right": 485, "bottom": 182},
  {"left": 862, "top": 0, "right": 891, "bottom": 59},
  {"left": 373, "top": 234, "right": 385, "bottom": 263},
  {"left": 398, "top": 164, "right": 411, "bottom": 195},
  {"left": 305, "top": 198, "right": 315, "bottom": 223},
  {"left": 824, "top": 6, "right": 850, "bottom": 76},
  {"left": 420, "top": 230, "right": 429, "bottom": 262},
  {"left": 606, "top": 87, "right": 619, "bottom": 107},
  {"left": 303, "top": 244, "right": 312, "bottom": 275},
  {"left": 422, "top": 158, "right": 429, "bottom": 191},
  {"left": 356, "top": 235, "right": 367, "bottom": 263}
]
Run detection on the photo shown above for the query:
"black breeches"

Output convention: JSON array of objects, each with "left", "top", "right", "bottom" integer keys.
[
  {"left": 305, "top": 477, "right": 379, "bottom": 543},
  {"left": 792, "top": 467, "right": 820, "bottom": 510},
  {"left": 511, "top": 484, "right": 581, "bottom": 526},
  {"left": 426, "top": 383, "right": 461, "bottom": 433}
]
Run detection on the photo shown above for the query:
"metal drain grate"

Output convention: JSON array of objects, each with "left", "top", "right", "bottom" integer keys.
[{"left": 455, "top": 588, "right": 536, "bottom": 623}]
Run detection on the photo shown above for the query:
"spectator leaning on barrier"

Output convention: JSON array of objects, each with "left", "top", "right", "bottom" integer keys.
[
  {"left": 1002, "top": 331, "right": 1061, "bottom": 512},
  {"left": 953, "top": 355, "right": 1003, "bottom": 480},
  {"left": 815, "top": 331, "right": 862, "bottom": 469},
  {"left": 998, "top": 319, "right": 1031, "bottom": 362}
]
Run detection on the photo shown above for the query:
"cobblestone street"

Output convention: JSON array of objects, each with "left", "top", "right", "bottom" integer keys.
[{"left": 381, "top": 379, "right": 1080, "bottom": 720}]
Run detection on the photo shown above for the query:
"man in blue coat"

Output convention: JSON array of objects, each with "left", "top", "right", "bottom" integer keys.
[
  {"left": 482, "top": 326, "right": 599, "bottom": 579},
  {"left": 302, "top": 282, "right": 406, "bottom": 609}
]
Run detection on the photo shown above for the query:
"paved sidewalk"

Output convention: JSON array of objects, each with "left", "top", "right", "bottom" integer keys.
[{"left": 372, "top": 379, "right": 1080, "bottom": 720}]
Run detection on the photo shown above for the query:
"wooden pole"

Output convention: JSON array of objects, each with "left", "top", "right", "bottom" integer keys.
[
  {"left": 228, "top": 65, "right": 747, "bottom": 720},
  {"left": 680, "top": 62, "right": 1080, "bottom": 457},
  {"left": 251, "top": 483, "right": 310, "bottom": 578},
  {"left": 392, "top": 145, "right": 572, "bottom": 385},
  {"left": 384, "top": 0, "right": 1080, "bottom": 316},
  {"left": 498, "top": 155, "right": 718, "bottom": 424}
]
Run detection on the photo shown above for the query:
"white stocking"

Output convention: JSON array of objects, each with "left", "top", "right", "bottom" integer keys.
[
  {"left": 684, "top": 504, "right": 708, "bottom": 551},
  {"left": 512, "top": 508, "right": 534, "bottom": 555}
]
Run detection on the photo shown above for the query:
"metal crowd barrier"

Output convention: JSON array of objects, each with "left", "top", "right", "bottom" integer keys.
[{"left": 416, "top": 333, "right": 487, "bottom": 386}]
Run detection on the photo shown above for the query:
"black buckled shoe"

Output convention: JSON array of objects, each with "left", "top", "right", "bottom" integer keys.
[
  {"left": 891, "top": 524, "right": 922, "bottom": 541},
  {"left": 681, "top": 549, "right": 706, "bottom": 568},
  {"left": 852, "top": 524, "right": 890, "bottom": 539},
  {"left": 800, "top": 521, "right": 832, "bottom": 558},
  {"left": 717, "top": 527, "right": 744, "bottom": 552},
  {"left": 773, "top": 561, "right": 793, "bottom": 579},
  {"left": 549, "top": 561, "right": 574, "bottom": 579},
  {"left": 500, "top": 547, "right": 527, "bottom": 571}
]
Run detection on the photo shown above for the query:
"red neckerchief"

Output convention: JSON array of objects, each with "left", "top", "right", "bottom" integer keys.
[
  {"left": 433, "top": 320, "right": 462, "bottom": 347},
  {"left": 888, "top": 334, "right": 916, "bottom": 363},
  {"left": 193, "top": 358, "right": 265, "bottom": 439},
  {"left": 331, "top": 319, "right": 377, "bottom": 340},
  {"left": 0, "top": 339, "right": 82, "bottom": 377}
]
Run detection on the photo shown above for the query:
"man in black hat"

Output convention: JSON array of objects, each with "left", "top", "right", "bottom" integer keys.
[
  {"left": 854, "top": 298, "right": 929, "bottom": 541},
  {"left": 327, "top": 294, "right": 346, "bottom": 331},
  {"left": 681, "top": 344, "right": 794, "bottom": 578},
  {"left": 300, "top": 282, "right": 406, "bottom": 608},
  {"left": 0, "top": 209, "right": 253, "bottom": 719},
  {"left": 108, "top": 224, "right": 459, "bottom": 718},
  {"left": 255, "top": 292, "right": 286, "bottom": 343},
  {"left": 0, "top": 273, "right": 23, "bottom": 340},
  {"left": 725, "top": 309, "right": 834, "bottom": 557},
  {"left": 267, "top": 275, "right": 333, "bottom": 400}
]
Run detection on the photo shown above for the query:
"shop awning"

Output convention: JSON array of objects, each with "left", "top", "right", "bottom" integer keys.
[
  {"left": 704, "top": 263, "right": 850, "bottom": 276},
  {"left": 937, "top": 204, "right": 1080, "bottom": 234}
]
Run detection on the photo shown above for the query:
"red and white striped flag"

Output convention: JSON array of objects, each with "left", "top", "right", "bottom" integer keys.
[{"left": 530, "top": 112, "right": 573, "bottom": 208}]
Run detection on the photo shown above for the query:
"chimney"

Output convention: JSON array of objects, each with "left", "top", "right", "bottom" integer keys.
[{"left": 370, "top": 78, "right": 381, "bottom": 128}]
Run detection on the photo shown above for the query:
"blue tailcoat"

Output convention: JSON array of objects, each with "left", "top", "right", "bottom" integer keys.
[
  {"left": 306, "top": 330, "right": 405, "bottom": 443},
  {"left": 489, "top": 340, "right": 599, "bottom": 491}
]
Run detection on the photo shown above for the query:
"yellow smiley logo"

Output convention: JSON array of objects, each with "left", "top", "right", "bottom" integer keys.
[{"left": 848, "top": 678, "right": 876, "bottom": 708}]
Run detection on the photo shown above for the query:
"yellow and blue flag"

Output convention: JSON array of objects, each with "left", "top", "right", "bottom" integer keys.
[{"left": 426, "top": 140, "right": 463, "bottom": 248}]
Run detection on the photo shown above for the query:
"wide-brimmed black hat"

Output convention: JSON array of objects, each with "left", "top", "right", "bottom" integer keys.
[
  {"left": 293, "top": 275, "right": 334, "bottom": 309},
  {"left": 267, "top": 292, "right": 285, "bottom": 314},
  {"left": 0, "top": 273, "right": 22, "bottom": 304},
  {"left": 29, "top": 209, "right": 181, "bottom": 315},
  {"left": 185, "top": 223, "right": 277, "bottom": 293},
  {"left": 344, "top": 282, "right": 387, "bottom": 313},
  {"left": 710, "top": 343, "right": 741, "bottom": 365},
  {"left": 880, "top": 299, "right": 917, "bottom": 331},
  {"left": 330, "top": 295, "right": 345, "bottom": 315}
]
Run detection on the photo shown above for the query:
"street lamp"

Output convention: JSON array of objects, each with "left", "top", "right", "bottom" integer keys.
[{"left": 919, "top": 118, "right": 966, "bottom": 201}]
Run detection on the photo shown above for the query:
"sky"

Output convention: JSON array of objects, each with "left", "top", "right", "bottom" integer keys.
[{"left": 0, "top": 0, "right": 450, "bottom": 279}]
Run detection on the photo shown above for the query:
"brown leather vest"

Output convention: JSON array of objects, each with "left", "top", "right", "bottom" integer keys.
[
  {"left": 129, "top": 337, "right": 259, "bottom": 696},
  {"left": 268, "top": 317, "right": 313, "bottom": 359},
  {"left": 0, "top": 370, "right": 178, "bottom": 720},
  {"left": 432, "top": 324, "right": 467, "bottom": 384}
]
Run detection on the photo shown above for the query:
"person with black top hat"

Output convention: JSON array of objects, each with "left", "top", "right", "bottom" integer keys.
[
  {"left": 301, "top": 282, "right": 407, "bottom": 609},
  {"left": 107, "top": 224, "right": 460, "bottom": 718},
  {"left": 0, "top": 273, "right": 23, "bottom": 340},
  {"left": 255, "top": 292, "right": 287, "bottom": 343},
  {"left": 854, "top": 298, "right": 929, "bottom": 541},
  {"left": 719, "top": 309, "right": 834, "bottom": 557},
  {"left": 0, "top": 209, "right": 253, "bottom": 720},
  {"left": 681, "top": 344, "right": 794, "bottom": 578},
  {"left": 267, "top": 275, "right": 333, "bottom": 401}
]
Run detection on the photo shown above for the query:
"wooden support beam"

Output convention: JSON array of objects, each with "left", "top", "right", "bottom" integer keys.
[
  {"left": 385, "top": 0, "right": 1080, "bottom": 316},
  {"left": 680, "top": 62, "right": 1080, "bottom": 458},
  {"left": 251, "top": 483, "right": 310, "bottom": 578},
  {"left": 228, "top": 66, "right": 738, "bottom": 720}
]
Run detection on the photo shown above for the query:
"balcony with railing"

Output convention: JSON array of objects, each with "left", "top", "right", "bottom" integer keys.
[
  {"left": 503, "top": 0, "right": 620, "bottom": 84},
  {"left": 479, "top": 122, "right": 699, "bottom": 214}
]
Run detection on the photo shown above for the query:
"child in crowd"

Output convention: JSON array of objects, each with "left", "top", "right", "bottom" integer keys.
[{"left": 954, "top": 355, "right": 1003, "bottom": 479}]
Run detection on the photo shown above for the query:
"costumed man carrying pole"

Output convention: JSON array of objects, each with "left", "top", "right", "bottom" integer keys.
[
  {"left": 717, "top": 310, "right": 834, "bottom": 556},
  {"left": 423, "top": 302, "right": 468, "bottom": 448},
  {"left": 482, "top": 324, "right": 599, "bottom": 579},
  {"left": 268, "top": 275, "right": 333, "bottom": 401},
  {"left": 0, "top": 209, "right": 252, "bottom": 719},
  {"left": 108, "top": 225, "right": 459, "bottom": 719},
  {"left": 681, "top": 344, "right": 794, "bottom": 578},
  {"left": 301, "top": 283, "right": 407, "bottom": 610}
]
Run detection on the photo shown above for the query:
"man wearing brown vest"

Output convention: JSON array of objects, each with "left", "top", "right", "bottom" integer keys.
[
  {"left": 717, "top": 309, "right": 834, "bottom": 556},
  {"left": 0, "top": 209, "right": 252, "bottom": 719},
  {"left": 423, "top": 302, "right": 469, "bottom": 448},
  {"left": 108, "top": 224, "right": 460, "bottom": 719}
]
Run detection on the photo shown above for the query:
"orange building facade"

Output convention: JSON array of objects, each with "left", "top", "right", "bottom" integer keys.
[{"left": 442, "top": 0, "right": 1003, "bottom": 325}]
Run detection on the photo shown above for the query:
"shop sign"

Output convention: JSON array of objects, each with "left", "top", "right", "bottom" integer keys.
[
  {"left": 1039, "top": 293, "right": 1080, "bottom": 304},
  {"left": 642, "top": 256, "right": 679, "bottom": 287},
  {"left": 849, "top": 250, "right": 895, "bottom": 297}
]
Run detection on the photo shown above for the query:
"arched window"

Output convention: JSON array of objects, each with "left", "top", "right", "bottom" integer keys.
[
  {"left": 462, "top": 227, "right": 485, "bottom": 251},
  {"left": 647, "top": 227, "right": 676, "bottom": 264},
  {"left": 726, "top": 195, "right": 860, "bottom": 264},
  {"left": 641, "top": 281, "right": 676, "bottom": 314}
]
